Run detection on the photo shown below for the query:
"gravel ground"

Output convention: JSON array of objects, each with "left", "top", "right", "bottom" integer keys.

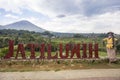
[{"left": 0, "top": 69, "right": 120, "bottom": 80}]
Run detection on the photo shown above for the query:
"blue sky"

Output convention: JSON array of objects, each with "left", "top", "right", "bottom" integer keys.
[{"left": 0, "top": 0, "right": 120, "bottom": 33}]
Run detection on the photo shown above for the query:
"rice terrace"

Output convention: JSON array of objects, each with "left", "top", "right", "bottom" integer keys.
[
  {"left": 0, "top": 1, "right": 120, "bottom": 80},
  {"left": 0, "top": 29, "right": 120, "bottom": 72}
]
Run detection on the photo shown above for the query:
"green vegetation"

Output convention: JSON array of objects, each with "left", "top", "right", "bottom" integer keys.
[
  {"left": 0, "top": 29, "right": 47, "bottom": 47},
  {"left": 0, "top": 29, "right": 120, "bottom": 58},
  {"left": 0, "top": 59, "right": 120, "bottom": 72},
  {"left": 0, "top": 29, "right": 120, "bottom": 72}
]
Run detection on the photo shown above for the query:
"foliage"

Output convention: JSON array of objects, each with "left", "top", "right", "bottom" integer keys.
[
  {"left": 0, "top": 29, "right": 120, "bottom": 59},
  {"left": 0, "top": 48, "right": 9, "bottom": 58},
  {"left": 98, "top": 33, "right": 107, "bottom": 38},
  {"left": 0, "top": 29, "right": 46, "bottom": 48},
  {"left": 73, "top": 34, "right": 85, "bottom": 38},
  {"left": 0, "top": 59, "right": 120, "bottom": 72}
]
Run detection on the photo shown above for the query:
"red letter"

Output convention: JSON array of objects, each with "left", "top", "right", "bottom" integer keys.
[
  {"left": 94, "top": 43, "right": 99, "bottom": 58},
  {"left": 88, "top": 43, "right": 99, "bottom": 58},
  {"left": 15, "top": 44, "right": 26, "bottom": 59},
  {"left": 88, "top": 43, "right": 93, "bottom": 58},
  {"left": 27, "top": 44, "right": 36, "bottom": 59},
  {"left": 47, "top": 44, "right": 58, "bottom": 59},
  {"left": 39, "top": 43, "right": 45, "bottom": 59},
  {"left": 4, "top": 40, "right": 14, "bottom": 59},
  {"left": 59, "top": 43, "right": 69, "bottom": 59},
  {"left": 70, "top": 44, "right": 81, "bottom": 59},
  {"left": 82, "top": 43, "right": 87, "bottom": 58}
]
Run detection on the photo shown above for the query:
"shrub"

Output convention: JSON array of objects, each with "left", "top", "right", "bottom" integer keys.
[
  {"left": 116, "top": 44, "right": 120, "bottom": 53},
  {"left": 0, "top": 48, "right": 9, "bottom": 58}
]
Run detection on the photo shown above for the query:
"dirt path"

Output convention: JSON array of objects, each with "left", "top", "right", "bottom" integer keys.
[{"left": 0, "top": 69, "right": 120, "bottom": 80}]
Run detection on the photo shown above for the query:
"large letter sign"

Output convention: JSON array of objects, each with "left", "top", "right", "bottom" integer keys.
[{"left": 4, "top": 40, "right": 99, "bottom": 59}]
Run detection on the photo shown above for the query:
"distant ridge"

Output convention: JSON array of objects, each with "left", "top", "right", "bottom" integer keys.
[
  {"left": 0, "top": 20, "right": 46, "bottom": 32},
  {"left": 0, "top": 25, "right": 4, "bottom": 29}
]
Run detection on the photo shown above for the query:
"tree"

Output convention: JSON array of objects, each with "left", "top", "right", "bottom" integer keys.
[
  {"left": 73, "top": 34, "right": 84, "bottom": 38},
  {"left": 42, "top": 31, "right": 54, "bottom": 43}
]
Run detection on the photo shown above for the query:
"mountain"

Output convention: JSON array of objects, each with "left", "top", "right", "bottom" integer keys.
[
  {"left": 0, "top": 25, "right": 4, "bottom": 29},
  {"left": 1, "top": 20, "right": 46, "bottom": 32}
]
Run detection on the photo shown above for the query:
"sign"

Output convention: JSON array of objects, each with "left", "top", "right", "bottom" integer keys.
[{"left": 4, "top": 40, "right": 99, "bottom": 59}]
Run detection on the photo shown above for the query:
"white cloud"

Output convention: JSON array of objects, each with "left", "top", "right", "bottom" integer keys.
[
  {"left": 5, "top": 14, "right": 19, "bottom": 19},
  {"left": 0, "top": 0, "right": 120, "bottom": 34},
  {"left": 45, "top": 15, "right": 93, "bottom": 32},
  {"left": 92, "top": 11, "right": 120, "bottom": 32},
  {"left": 0, "top": 0, "right": 25, "bottom": 14},
  {"left": 38, "top": 11, "right": 120, "bottom": 34},
  {"left": 1, "top": 0, "right": 119, "bottom": 17},
  {"left": 0, "top": 0, "right": 119, "bottom": 19}
]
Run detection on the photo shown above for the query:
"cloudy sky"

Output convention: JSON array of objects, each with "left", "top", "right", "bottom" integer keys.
[{"left": 0, "top": 0, "right": 120, "bottom": 33}]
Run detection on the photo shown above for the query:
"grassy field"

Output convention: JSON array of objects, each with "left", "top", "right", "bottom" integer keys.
[
  {"left": 0, "top": 50, "right": 120, "bottom": 72},
  {"left": 0, "top": 37, "right": 104, "bottom": 56},
  {"left": 0, "top": 59, "right": 120, "bottom": 72},
  {"left": 0, "top": 37, "right": 120, "bottom": 72}
]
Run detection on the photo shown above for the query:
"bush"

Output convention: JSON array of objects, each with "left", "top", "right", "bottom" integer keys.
[
  {"left": 99, "top": 48, "right": 106, "bottom": 52},
  {"left": 116, "top": 44, "right": 120, "bottom": 53},
  {"left": 0, "top": 48, "right": 9, "bottom": 58}
]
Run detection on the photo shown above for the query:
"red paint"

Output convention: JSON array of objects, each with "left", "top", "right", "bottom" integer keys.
[
  {"left": 15, "top": 44, "right": 26, "bottom": 59},
  {"left": 4, "top": 40, "right": 99, "bottom": 59},
  {"left": 82, "top": 43, "right": 87, "bottom": 58},
  {"left": 39, "top": 43, "right": 45, "bottom": 59},
  {"left": 47, "top": 44, "right": 58, "bottom": 59},
  {"left": 4, "top": 40, "right": 14, "bottom": 59},
  {"left": 59, "top": 44, "right": 69, "bottom": 59},
  {"left": 27, "top": 44, "right": 36, "bottom": 59},
  {"left": 88, "top": 43, "right": 99, "bottom": 58},
  {"left": 94, "top": 43, "right": 99, "bottom": 58},
  {"left": 88, "top": 43, "right": 93, "bottom": 58},
  {"left": 70, "top": 44, "right": 81, "bottom": 58}
]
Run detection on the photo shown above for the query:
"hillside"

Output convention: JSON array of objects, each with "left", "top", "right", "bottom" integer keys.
[{"left": 0, "top": 20, "right": 46, "bottom": 32}]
